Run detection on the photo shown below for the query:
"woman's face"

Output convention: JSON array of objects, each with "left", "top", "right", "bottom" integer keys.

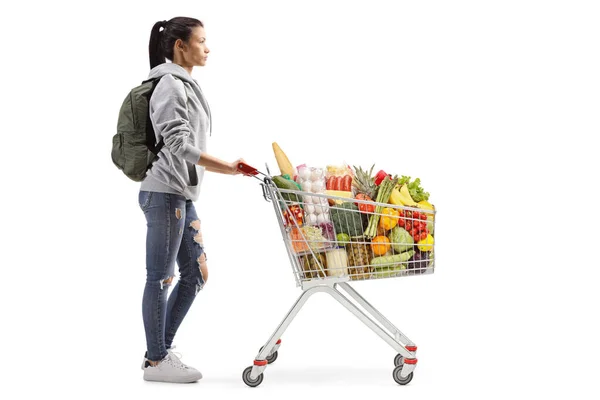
[{"left": 176, "top": 26, "right": 210, "bottom": 67}]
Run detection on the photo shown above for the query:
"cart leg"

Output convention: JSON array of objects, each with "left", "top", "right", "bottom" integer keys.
[
  {"left": 337, "top": 282, "right": 416, "bottom": 351},
  {"left": 323, "top": 286, "right": 415, "bottom": 362},
  {"left": 249, "top": 285, "right": 326, "bottom": 380}
]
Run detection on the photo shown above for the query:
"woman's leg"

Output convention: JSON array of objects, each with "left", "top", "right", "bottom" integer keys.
[
  {"left": 164, "top": 200, "right": 207, "bottom": 348},
  {"left": 139, "top": 191, "right": 187, "bottom": 362}
]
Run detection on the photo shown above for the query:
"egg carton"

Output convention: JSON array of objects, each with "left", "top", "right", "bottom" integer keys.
[{"left": 296, "top": 166, "right": 331, "bottom": 226}]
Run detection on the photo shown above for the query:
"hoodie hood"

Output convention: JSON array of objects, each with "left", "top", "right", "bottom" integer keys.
[{"left": 147, "top": 62, "right": 196, "bottom": 85}]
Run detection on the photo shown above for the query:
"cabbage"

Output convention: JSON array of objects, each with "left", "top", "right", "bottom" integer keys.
[
  {"left": 301, "top": 226, "right": 329, "bottom": 251},
  {"left": 388, "top": 227, "right": 414, "bottom": 253},
  {"left": 317, "top": 221, "right": 336, "bottom": 242}
]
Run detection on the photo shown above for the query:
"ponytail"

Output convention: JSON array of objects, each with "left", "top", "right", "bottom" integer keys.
[
  {"left": 149, "top": 20, "right": 167, "bottom": 69},
  {"left": 148, "top": 17, "right": 204, "bottom": 70}
]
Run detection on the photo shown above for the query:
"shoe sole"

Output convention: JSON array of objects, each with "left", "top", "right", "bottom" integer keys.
[{"left": 143, "top": 372, "right": 202, "bottom": 383}]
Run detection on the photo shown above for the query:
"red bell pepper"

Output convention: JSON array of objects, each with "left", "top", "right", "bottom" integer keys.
[
  {"left": 283, "top": 204, "right": 304, "bottom": 227},
  {"left": 374, "top": 170, "right": 391, "bottom": 186}
]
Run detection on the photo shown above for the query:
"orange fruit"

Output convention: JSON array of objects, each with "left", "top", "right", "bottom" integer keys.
[{"left": 371, "top": 236, "right": 391, "bottom": 256}]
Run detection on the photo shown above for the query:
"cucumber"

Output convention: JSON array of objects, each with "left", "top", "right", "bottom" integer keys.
[
  {"left": 273, "top": 175, "right": 302, "bottom": 203},
  {"left": 370, "top": 250, "right": 415, "bottom": 278},
  {"left": 370, "top": 250, "right": 415, "bottom": 268}
]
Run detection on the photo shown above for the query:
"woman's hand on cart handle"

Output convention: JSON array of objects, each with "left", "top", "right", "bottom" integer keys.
[
  {"left": 235, "top": 161, "right": 260, "bottom": 176},
  {"left": 230, "top": 158, "right": 249, "bottom": 175}
]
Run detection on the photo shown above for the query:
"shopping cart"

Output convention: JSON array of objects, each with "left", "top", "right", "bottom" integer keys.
[{"left": 237, "top": 163, "right": 435, "bottom": 387}]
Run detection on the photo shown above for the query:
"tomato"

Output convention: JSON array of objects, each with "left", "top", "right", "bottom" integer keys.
[
  {"left": 411, "top": 228, "right": 418, "bottom": 237},
  {"left": 398, "top": 210, "right": 405, "bottom": 217},
  {"left": 413, "top": 211, "right": 420, "bottom": 219},
  {"left": 405, "top": 221, "right": 412, "bottom": 231},
  {"left": 398, "top": 219, "right": 405, "bottom": 227},
  {"left": 405, "top": 211, "right": 412, "bottom": 218},
  {"left": 355, "top": 193, "right": 375, "bottom": 214},
  {"left": 342, "top": 175, "right": 352, "bottom": 192},
  {"left": 420, "top": 213, "right": 428, "bottom": 220},
  {"left": 359, "top": 203, "right": 375, "bottom": 213},
  {"left": 419, "top": 232, "right": 428, "bottom": 241}
]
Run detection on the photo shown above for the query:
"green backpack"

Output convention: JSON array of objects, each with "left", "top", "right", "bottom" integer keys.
[{"left": 111, "top": 77, "right": 167, "bottom": 182}]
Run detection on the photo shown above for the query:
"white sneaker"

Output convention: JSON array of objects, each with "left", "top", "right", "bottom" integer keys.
[
  {"left": 141, "top": 345, "right": 200, "bottom": 373},
  {"left": 141, "top": 345, "right": 180, "bottom": 370},
  {"left": 143, "top": 352, "right": 203, "bottom": 383}
]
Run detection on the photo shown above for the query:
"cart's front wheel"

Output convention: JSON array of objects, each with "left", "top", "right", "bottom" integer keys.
[
  {"left": 394, "top": 354, "right": 404, "bottom": 367},
  {"left": 243, "top": 366, "right": 263, "bottom": 387},
  {"left": 259, "top": 346, "right": 278, "bottom": 364},
  {"left": 393, "top": 366, "right": 413, "bottom": 385}
]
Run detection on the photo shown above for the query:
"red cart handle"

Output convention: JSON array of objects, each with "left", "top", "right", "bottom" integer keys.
[{"left": 238, "top": 162, "right": 259, "bottom": 176}]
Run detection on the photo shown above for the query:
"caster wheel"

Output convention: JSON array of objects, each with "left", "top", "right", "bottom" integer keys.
[
  {"left": 243, "top": 366, "right": 264, "bottom": 387},
  {"left": 393, "top": 366, "right": 413, "bottom": 385},
  {"left": 259, "top": 346, "right": 278, "bottom": 364},
  {"left": 394, "top": 354, "right": 404, "bottom": 367}
]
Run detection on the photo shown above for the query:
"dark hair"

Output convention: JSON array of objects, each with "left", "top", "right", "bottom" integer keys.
[{"left": 149, "top": 17, "right": 204, "bottom": 69}]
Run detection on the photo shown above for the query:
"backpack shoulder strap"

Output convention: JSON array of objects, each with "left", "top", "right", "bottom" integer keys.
[{"left": 145, "top": 75, "right": 186, "bottom": 155}]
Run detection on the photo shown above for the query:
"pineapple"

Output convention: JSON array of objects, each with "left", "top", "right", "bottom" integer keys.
[
  {"left": 346, "top": 240, "right": 373, "bottom": 280},
  {"left": 352, "top": 164, "right": 377, "bottom": 199}
]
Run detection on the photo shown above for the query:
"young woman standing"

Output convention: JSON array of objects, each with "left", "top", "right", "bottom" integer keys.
[{"left": 139, "top": 16, "right": 245, "bottom": 383}]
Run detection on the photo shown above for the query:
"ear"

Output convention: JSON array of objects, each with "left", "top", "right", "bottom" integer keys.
[{"left": 175, "top": 38, "right": 186, "bottom": 52}]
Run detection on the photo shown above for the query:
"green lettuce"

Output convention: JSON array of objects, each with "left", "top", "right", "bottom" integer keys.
[{"left": 398, "top": 176, "right": 430, "bottom": 202}]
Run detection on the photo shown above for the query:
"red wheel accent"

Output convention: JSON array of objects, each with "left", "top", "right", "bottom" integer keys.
[
  {"left": 254, "top": 360, "right": 268, "bottom": 366},
  {"left": 404, "top": 358, "right": 418, "bottom": 365},
  {"left": 276, "top": 339, "right": 282, "bottom": 345},
  {"left": 406, "top": 346, "right": 417, "bottom": 352}
]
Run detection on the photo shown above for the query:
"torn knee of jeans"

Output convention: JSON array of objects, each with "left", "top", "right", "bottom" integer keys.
[
  {"left": 197, "top": 253, "right": 207, "bottom": 268},
  {"left": 189, "top": 219, "right": 201, "bottom": 231},
  {"left": 195, "top": 254, "right": 208, "bottom": 294},
  {"left": 159, "top": 276, "right": 174, "bottom": 290},
  {"left": 175, "top": 208, "right": 182, "bottom": 220}
]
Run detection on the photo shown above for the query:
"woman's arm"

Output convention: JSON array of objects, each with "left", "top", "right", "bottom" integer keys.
[
  {"left": 150, "top": 76, "right": 244, "bottom": 176},
  {"left": 197, "top": 153, "right": 237, "bottom": 174},
  {"left": 205, "top": 165, "right": 233, "bottom": 174},
  {"left": 150, "top": 76, "right": 202, "bottom": 165}
]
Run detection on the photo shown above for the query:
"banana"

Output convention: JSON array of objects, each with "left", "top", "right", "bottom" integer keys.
[
  {"left": 389, "top": 188, "right": 404, "bottom": 206},
  {"left": 417, "top": 200, "right": 434, "bottom": 211},
  {"left": 399, "top": 184, "right": 418, "bottom": 206}
]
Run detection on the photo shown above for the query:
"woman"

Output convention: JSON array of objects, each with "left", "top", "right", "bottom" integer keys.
[{"left": 139, "top": 17, "right": 245, "bottom": 383}]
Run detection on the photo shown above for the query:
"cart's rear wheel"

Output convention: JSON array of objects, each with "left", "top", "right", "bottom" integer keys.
[
  {"left": 393, "top": 366, "right": 413, "bottom": 385},
  {"left": 394, "top": 354, "right": 404, "bottom": 367},
  {"left": 259, "top": 346, "right": 278, "bottom": 364},
  {"left": 243, "top": 366, "right": 263, "bottom": 387}
]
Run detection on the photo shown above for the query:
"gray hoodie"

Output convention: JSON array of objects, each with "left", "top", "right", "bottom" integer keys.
[{"left": 140, "top": 63, "right": 212, "bottom": 201}]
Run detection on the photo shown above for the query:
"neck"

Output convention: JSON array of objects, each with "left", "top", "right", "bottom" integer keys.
[{"left": 174, "top": 62, "right": 193, "bottom": 76}]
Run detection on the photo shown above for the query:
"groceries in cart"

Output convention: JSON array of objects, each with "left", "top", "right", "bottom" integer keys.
[{"left": 270, "top": 142, "right": 436, "bottom": 283}]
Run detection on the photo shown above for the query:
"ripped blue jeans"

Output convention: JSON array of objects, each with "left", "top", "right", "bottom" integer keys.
[{"left": 139, "top": 190, "right": 207, "bottom": 362}]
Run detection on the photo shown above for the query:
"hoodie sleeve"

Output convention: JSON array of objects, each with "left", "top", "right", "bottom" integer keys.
[{"left": 149, "top": 74, "right": 202, "bottom": 164}]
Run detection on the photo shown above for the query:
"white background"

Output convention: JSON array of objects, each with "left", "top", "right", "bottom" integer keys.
[{"left": 1, "top": 0, "right": 599, "bottom": 398}]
